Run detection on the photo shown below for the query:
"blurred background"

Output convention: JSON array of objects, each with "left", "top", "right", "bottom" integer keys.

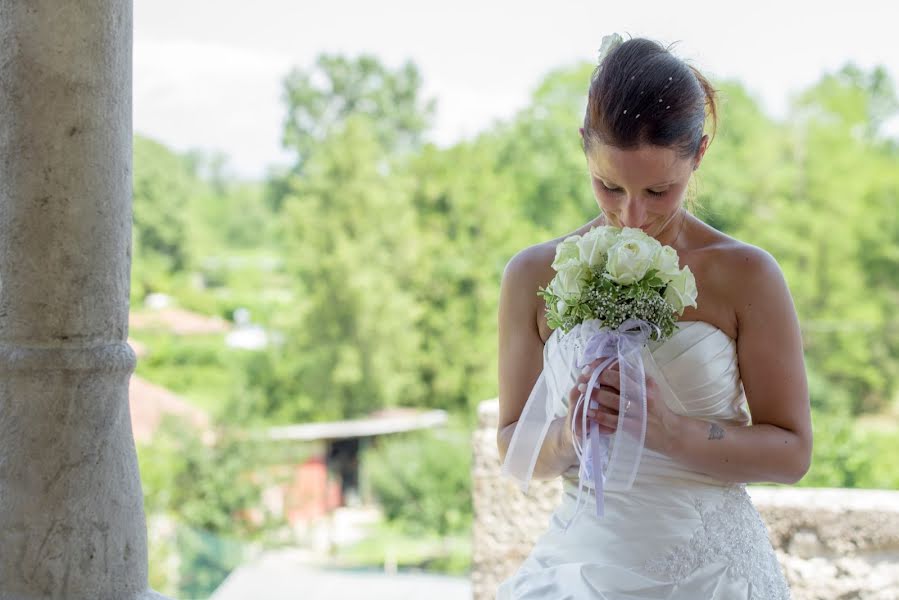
[{"left": 128, "top": 1, "right": 899, "bottom": 597}]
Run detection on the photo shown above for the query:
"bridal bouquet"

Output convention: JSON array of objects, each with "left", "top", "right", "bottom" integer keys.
[
  {"left": 538, "top": 225, "right": 697, "bottom": 337},
  {"left": 502, "top": 225, "right": 697, "bottom": 526}
]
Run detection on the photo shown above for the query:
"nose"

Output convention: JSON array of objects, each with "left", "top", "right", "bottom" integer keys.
[{"left": 619, "top": 197, "right": 647, "bottom": 228}]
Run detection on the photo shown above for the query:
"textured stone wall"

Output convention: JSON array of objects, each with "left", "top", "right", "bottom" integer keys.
[{"left": 473, "top": 399, "right": 899, "bottom": 600}]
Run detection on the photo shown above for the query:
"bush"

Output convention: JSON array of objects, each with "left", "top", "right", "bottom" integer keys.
[
  {"left": 798, "top": 366, "right": 895, "bottom": 488},
  {"left": 361, "top": 427, "right": 472, "bottom": 536},
  {"left": 138, "top": 416, "right": 286, "bottom": 597}
]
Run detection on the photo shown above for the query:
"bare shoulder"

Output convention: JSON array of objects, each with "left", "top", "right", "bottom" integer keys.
[
  {"left": 503, "top": 218, "right": 605, "bottom": 342},
  {"left": 688, "top": 225, "right": 793, "bottom": 337},
  {"left": 675, "top": 219, "right": 791, "bottom": 337},
  {"left": 504, "top": 241, "right": 556, "bottom": 285},
  {"left": 501, "top": 242, "right": 556, "bottom": 342},
  {"left": 710, "top": 239, "right": 788, "bottom": 314}
]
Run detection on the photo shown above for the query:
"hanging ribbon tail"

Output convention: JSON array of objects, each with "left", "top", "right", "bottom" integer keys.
[
  {"left": 602, "top": 319, "right": 651, "bottom": 494},
  {"left": 563, "top": 318, "right": 653, "bottom": 528},
  {"left": 590, "top": 421, "right": 604, "bottom": 517}
]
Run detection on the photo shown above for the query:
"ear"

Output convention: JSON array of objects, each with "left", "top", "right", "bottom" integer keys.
[
  {"left": 694, "top": 134, "right": 709, "bottom": 170},
  {"left": 579, "top": 127, "right": 585, "bottom": 140}
]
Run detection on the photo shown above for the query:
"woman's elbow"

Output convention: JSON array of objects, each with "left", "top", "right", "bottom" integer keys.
[{"left": 784, "top": 434, "right": 813, "bottom": 484}]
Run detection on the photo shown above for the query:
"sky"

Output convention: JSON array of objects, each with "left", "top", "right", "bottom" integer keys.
[{"left": 134, "top": 0, "right": 899, "bottom": 180}]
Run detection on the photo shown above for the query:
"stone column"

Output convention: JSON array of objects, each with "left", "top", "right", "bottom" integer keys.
[{"left": 0, "top": 2, "right": 168, "bottom": 598}]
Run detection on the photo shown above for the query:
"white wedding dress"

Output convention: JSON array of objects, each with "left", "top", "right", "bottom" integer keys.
[{"left": 497, "top": 321, "right": 791, "bottom": 599}]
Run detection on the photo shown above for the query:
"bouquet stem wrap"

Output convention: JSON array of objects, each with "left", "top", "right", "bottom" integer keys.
[{"left": 500, "top": 318, "right": 655, "bottom": 532}]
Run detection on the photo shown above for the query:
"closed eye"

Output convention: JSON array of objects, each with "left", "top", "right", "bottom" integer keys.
[{"left": 601, "top": 182, "right": 667, "bottom": 197}]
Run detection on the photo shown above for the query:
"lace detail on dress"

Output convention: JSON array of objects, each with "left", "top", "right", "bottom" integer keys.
[{"left": 640, "top": 484, "right": 791, "bottom": 600}]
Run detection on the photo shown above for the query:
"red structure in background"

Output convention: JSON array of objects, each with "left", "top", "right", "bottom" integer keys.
[{"left": 284, "top": 455, "right": 342, "bottom": 523}]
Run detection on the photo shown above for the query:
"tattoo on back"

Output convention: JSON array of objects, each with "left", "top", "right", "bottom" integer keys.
[{"left": 708, "top": 423, "right": 725, "bottom": 440}]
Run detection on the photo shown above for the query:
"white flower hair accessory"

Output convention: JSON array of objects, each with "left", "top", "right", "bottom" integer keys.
[{"left": 597, "top": 33, "right": 624, "bottom": 65}]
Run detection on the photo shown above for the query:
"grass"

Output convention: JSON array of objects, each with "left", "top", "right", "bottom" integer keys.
[{"left": 332, "top": 521, "right": 471, "bottom": 576}]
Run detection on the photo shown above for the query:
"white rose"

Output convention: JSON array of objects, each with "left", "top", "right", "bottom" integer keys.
[
  {"left": 664, "top": 266, "right": 699, "bottom": 315},
  {"left": 556, "top": 299, "right": 567, "bottom": 314},
  {"left": 652, "top": 245, "right": 682, "bottom": 282},
  {"left": 576, "top": 226, "right": 618, "bottom": 267},
  {"left": 552, "top": 264, "right": 588, "bottom": 301},
  {"left": 605, "top": 236, "right": 657, "bottom": 285},
  {"left": 552, "top": 236, "right": 582, "bottom": 272}
]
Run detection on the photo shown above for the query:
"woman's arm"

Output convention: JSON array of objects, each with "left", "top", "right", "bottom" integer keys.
[
  {"left": 666, "top": 247, "right": 813, "bottom": 484},
  {"left": 496, "top": 246, "right": 577, "bottom": 480}
]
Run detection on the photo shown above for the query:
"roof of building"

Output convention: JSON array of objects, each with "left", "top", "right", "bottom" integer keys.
[
  {"left": 129, "top": 375, "right": 212, "bottom": 444},
  {"left": 264, "top": 408, "right": 448, "bottom": 442}
]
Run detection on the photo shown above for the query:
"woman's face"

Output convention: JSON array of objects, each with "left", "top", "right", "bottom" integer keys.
[{"left": 583, "top": 137, "right": 707, "bottom": 238}]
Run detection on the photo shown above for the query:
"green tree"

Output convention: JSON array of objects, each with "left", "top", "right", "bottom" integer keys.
[
  {"left": 266, "top": 53, "right": 437, "bottom": 212},
  {"left": 361, "top": 428, "right": 472, "bottom": 536},
  {"left": 132, "top": 135, "right": 197, "bottom": 298},
  {"left": 234, "top": 114, "right": 424, "bottom": 424},
  {"left": 491, "top": 63, "right": 598, "bottom": 231},
  {"left": 401, "top": 137, "right": 539, "bottom": 415}
]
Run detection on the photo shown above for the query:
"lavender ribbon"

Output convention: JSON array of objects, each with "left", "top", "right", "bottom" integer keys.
[{"left": 563, "top": 318, "right": 656, "bottom": 531}]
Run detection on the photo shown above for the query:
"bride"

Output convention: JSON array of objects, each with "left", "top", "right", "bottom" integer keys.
[{"left": 495, "top": 35, "right": 811, "bottom": 599}]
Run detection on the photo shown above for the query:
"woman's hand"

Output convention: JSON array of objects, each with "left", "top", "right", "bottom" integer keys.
[{"left": 567, "top": 358, "right": 682, "bottom": 456}]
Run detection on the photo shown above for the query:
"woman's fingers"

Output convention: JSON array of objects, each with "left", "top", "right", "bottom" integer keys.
[
  {"left": 578, "top": 364, "right": 620, "bottom": 386},
  {"left": 577, "top": 386, "right": 621, "bottom": 413},
  {"left": 578, "top": 365, "right": 644, "bottom": 394}
]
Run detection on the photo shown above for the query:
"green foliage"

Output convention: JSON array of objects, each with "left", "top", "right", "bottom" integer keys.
[
  {"left": 401, "top": 138, "right": 540, "bottom": 416},
  {"left": 132, "top": 136, "right": 197, "bottom": 298},
  {"left": 281, "top": 53, "right": 435, "bottom": 163},
  {"left": 266, "top": 53, "right": 437, "bottom": 212},
  {"left": 230, "top": 113, "right": 426, "bottom": 425},
  {"left": 361, "top": 428, "right": 473, "bottom": 536},
  {"left": 489, "top": 63, "right": 599, "bottom": 230}
]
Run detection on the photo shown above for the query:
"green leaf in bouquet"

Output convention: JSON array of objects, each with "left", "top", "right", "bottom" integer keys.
[{"left": 641, "top": 269, "right": 665, "bottom": 288}]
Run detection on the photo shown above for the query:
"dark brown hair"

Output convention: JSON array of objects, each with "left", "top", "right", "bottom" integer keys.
[{"left": 582, "top": 36, "right": 719, "bottom": 161}]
